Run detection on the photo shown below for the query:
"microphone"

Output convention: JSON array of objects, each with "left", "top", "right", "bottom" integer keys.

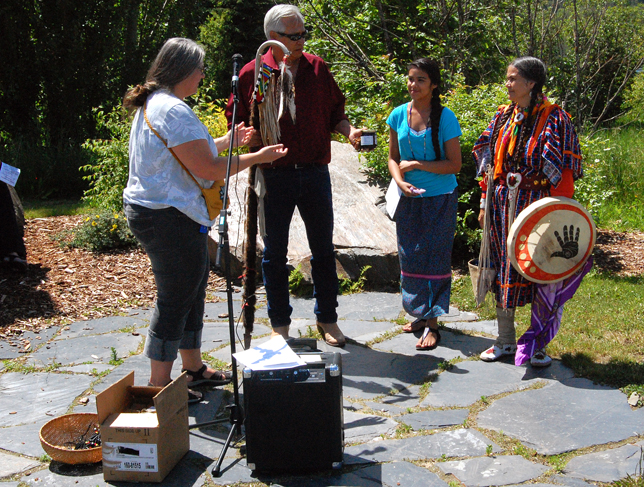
[{"left": 231, "top": 54, "right": 242, "bottom": 95}]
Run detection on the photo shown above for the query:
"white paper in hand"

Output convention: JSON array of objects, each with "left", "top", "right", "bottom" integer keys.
[{"left": 385, "top": 179, "right": 402, "bottom": 219}]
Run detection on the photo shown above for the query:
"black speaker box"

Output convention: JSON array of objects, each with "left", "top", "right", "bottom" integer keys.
[{"left": 243, "top": 350, "right": 343, "bottom": 472}]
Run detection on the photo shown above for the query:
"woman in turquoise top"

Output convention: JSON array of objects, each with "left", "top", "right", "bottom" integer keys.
[{"left": 387, "top": 58, "right": 462, "bottom": 350}]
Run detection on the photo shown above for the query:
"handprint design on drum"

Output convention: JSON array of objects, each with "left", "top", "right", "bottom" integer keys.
[
  {"left": 550, "top": 225, "right": 580, "bottom": 259},
  {"left": 507, "top": 197, "right": 596, "bottom": 284}
]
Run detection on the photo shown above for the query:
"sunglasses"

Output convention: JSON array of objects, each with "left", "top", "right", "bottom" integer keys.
[{"left": 276, "top": 30, "right": 308, "bottom": 41}]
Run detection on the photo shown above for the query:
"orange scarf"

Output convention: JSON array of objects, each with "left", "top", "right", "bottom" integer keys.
[{"left": 492, "top": 100, "right": 556, "bottom": 181}]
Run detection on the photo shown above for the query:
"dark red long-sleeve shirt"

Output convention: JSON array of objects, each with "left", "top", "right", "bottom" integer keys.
[{"left": 225, "top": 51, "right": 349, "bottom": 168}]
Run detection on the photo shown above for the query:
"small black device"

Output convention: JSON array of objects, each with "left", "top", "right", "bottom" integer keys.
[
  {"left": 243, "top": 350, "right": 343, "bottom": 472},
  {"left": 360, "top": 130, "right": 377, "bottom": 150}
]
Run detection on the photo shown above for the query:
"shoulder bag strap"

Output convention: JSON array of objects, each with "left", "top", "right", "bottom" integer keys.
[{"left": 143, "top": 102, "right": 203, "bottom": 189}]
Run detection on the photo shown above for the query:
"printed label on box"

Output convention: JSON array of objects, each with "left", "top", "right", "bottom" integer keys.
[{"left": 103, "top": 442, "right": 158, "bottom": 472}]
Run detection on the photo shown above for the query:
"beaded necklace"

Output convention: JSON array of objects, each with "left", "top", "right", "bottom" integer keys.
[{"left": 406, "top": 102, "right": 430, "bottom": 161}]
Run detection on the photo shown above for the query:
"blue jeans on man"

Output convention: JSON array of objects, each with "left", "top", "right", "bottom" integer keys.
[{"left": 261, "top": 164, "right": 338, "bottom": 328}]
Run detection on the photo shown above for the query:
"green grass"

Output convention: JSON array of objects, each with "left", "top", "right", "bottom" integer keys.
[
  {"left": 588, "top": 127, "right": 644, "bottom": 231},
  {"left": 452, "top": 271, "right": 644, "bottom": 389},
  {"left": 22, "top": 199, "right": 92, "bottom": 219}
]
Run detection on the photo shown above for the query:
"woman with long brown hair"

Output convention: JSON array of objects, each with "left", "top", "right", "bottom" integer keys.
[
  {"left": 473, "top": 56, "right": 583, "bottom": 367},
  {"left": 387, "top": 58, "right": 462, "bottom": 351}
]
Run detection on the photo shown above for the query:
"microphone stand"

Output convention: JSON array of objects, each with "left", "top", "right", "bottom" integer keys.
[{"left": 188, "top": 54, "right": 245, "bottom": 478}]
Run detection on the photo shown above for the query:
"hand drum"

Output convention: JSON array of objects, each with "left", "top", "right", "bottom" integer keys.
[{"left": 507, "top": 197, "right": 596, "bottom": 284}]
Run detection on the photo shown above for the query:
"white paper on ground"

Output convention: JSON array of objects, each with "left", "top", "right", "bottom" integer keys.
[
  {"left": 233, "top": 336, "right": 306, "bottom": 370},
  {"left": 385, "top": 178, "right": 402, "bottom": 219}
]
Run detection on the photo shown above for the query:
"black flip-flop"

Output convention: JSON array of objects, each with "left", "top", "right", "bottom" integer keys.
[
  {"left": 416, "top": 327, "right": 441, "bottom": 351},
  {"left": 182, "top": 364, "right": 232, "bottom": 387}
]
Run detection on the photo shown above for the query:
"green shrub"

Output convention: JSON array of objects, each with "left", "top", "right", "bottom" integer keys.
[
  {"left": 57, "top": 211, "right": 138, "bottom": 252},
  {"left": 81, "top": 107, "right": 131, "bottom": 211},
  {"left": 81, "top": 98, "right": 230, "bottom": 212}
]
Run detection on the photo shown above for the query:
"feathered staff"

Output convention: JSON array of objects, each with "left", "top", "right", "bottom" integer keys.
[
  {"left": 242, "top": 40, "right": 295, "bottom": 348},
  {"left": 251, "top": 40, "right": 296, "bottom": 145}
]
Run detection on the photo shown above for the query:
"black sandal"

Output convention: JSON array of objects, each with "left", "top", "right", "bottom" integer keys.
[
  {"left": 416, "top": 327, "right": 441, "bottom": 351},
  {"left": 182, "top": 364, "right": 232, "bottom": 387},
  {"left": 148, "top": 381, "right": 203, "bottom": 404}
]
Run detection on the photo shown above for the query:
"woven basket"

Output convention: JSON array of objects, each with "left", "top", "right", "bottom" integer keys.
[{"left": 39, "top": 413, "right": 102, "bottom": 464}]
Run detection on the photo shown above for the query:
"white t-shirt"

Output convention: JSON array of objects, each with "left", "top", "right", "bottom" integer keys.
[{"left": 123, "top": 90, "right": 218, "bottom": 226}]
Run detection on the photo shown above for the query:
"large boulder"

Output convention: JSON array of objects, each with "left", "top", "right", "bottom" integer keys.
[{"left": 209, "top": 141, "right": 400, "bottom": 290}]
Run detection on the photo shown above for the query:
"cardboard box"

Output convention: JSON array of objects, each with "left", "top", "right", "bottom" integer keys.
[{"left": 96, "top": 371, "right": 189, "bottom": 483}]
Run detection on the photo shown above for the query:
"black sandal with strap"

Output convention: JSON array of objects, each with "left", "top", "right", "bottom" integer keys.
[
  {"left": 182, "top": 364, "right": 232, "bottom": 387},
  {"left": 148, "top": 381, "right": 203, "bottom": 404}
]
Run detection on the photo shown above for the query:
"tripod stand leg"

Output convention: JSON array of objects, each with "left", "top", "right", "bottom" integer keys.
[{"left": 211, "top": 414, "right": 243, "bottom": 477}]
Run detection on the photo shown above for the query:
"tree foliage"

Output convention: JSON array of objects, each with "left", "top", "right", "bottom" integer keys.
[{"left": 198, "top": 0, "right": 274, "bottom": 103}]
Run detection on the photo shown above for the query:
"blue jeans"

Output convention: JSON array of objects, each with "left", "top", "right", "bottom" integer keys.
[
  {"left": 261, "top": 165, "right": 338, "bottom": 327},
  {"left": 124, "top": 203, "right": 208, "bottom": 362}
]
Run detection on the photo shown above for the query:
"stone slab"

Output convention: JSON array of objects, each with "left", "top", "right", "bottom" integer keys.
[
  {"left": 344, "top": 428, "right": 500, "bottom": 464},
  {"left": 254, "top": 296, "right": 319, "bottom": 320},
  {"left": 0, "top": 450, "right": 41, "bottom": 479},
  {"left": 373, "top": 328, "right": 491, "bottom": 361},
  {"left": 0, "top": 373, "right": 92, "bottom": 427},
  {"left": 436, "top": 306, "right": 478, "bottom": 322},
  {"left": 0, "top": 420, "right": 51, "bottom": 457},
  {"left": 126, "top": 307, "right": 153, "bottom": 321},
  {"left": 550, "top": 474, "right": 597, "bottom": 486},
  {"left": 398, "top": 409, "right": 470, "bottom": 431},
  {"left": 336, "top": 292, "right": 403, "bottom": 321},
  {"left": 200, "top": 321, "right": 272, "bottom": 350},
  {"left": 58, "top": 363, "right": 113, "bottom": 374},
  {"left": 188, "top": 389, "right": 228, "bottom": 427},
  {"left": 263, "top": 461, "right": 449, "bottom": 487},
  {"left": 564, "top": 440, "right": 644, "bottom": 482},
  {"left": 339, "top": 343, "right": 439, "bottom": 400},
  {"left": 339, "top": 320, "right": 398, "bottom": 344},
  {"left": 344, "top": 410, "right": 399, "bottom": 443},
  {"left": 26, "top": 333, "right": 142, "bottom": 367},
  {"left": 364, "top": 401, "right": 405, "bottom": 415},
  {"left": 53, "top": 315, "right": 144, "bottom": 340},
  {"left": 446, "top": 319, "right": 499, "bottom": 335},
  {"left": 23, "top": 453, "right": 210, "bottom": 487},
  {"left": 379, "top": 385, "right": 422, "bottom": 409},
  {"left": 203, "top": 300, "right": 243, "bottom": 321},
  {"left": 0, "top": 326, "right": 61, "bottom": 360},
  {"left": 477, "top": 377, "right": 644, "bottom": 455},
  {"left": 421, "top": 360, "right": 543, "bottom": 408},
  {"left": 438, "top": 455, "right": 549, "bottom": 486},
  {"left": 92, "top": 353, "right": 151, "bottom": 393}
]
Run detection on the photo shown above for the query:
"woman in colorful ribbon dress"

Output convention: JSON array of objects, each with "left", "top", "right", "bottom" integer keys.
[
  {"left": 387, "top": 58, "right": 462, "bottom": 350},
  {"left": 472, "top": 56, "right": 583, "bottom": 366}
]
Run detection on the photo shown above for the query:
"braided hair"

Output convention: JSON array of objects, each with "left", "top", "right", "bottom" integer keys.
[
  {"left": 123, "top": 38, "right": 205, "bottom": 113},
  {"left": 490, "top": 56, "right": 547, "bottom": 169},
  {"left": 408, "top": 58, "right": 444, "bottom": 161}
]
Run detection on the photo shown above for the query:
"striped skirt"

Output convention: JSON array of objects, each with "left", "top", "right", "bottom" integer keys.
[
  {"left": 396, "top": 191, "right": 457, "bottom": 320},
  {"left": 489, "top": 184, "right": 547, "bottom": 308}
]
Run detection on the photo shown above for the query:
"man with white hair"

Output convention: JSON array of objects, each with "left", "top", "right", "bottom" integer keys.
[{"left": 226, "top": 4, "right": 364, "bottom": 347}]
